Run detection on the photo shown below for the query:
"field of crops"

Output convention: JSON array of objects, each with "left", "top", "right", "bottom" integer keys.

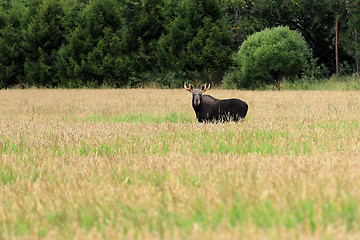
[{"left": 1, "top": 88, "right": 360, "bottom": 239}]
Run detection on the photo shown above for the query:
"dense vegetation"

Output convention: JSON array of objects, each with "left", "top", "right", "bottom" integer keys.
[
  {"left": 224, "top": 26, "right": 310, "bottom": 89},
  {"left": 0, "top": 0, "right": 359, "bottom": 89}
]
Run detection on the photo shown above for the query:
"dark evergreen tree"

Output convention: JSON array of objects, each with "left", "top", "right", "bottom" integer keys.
[
  {"left": 57, "top": 0, "right": 130, "bottom": 87},
  {"left": 0, "top": 2, "right": 26, "bottom": 88},
  {"left": 0, "top": 0, "right": 359, "bottom": 89},
  {"left": 157, "top": 0, "right": 233, "bottom": 84},
  {"left": 22, "top": 0, "right": 65, "bottom": 87},
  {"left": 128, "top": 0, "right": 164, "bottom": 72}
]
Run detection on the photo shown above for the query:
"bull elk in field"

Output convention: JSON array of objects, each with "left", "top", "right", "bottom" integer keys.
[{"left": 184, "top": 83, "right": 248, "bottom": 123}]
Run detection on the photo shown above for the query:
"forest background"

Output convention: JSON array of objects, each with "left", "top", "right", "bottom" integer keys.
[{"left": 0, "top": 0, "right": 359, "bottom": 89}]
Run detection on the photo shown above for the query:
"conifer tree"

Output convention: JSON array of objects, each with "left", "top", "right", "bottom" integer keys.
[
  {"left": 0, "top": 2, "right": 26, "bottom": 88},
  {"left": 57, "top": 0, "right": 130, "bottom": 87},
  {"left": 157, "top": 0, "right": 232, "bottom": 83},
  {"left": 22, "top": 0, "right": 65, "bottom": 87}
]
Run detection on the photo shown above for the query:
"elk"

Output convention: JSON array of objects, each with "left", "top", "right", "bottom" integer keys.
[{"left": 184, "top": 83, "right": 248, "bottom": 123}]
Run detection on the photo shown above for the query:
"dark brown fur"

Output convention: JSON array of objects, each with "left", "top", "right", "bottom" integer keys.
[{"left": 185, "top": 83, "right": 248, "bottom": 123}]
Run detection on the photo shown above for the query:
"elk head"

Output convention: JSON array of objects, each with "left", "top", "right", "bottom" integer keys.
[{"left": 184, "top": 83, "right": 211, "bottom": 107}]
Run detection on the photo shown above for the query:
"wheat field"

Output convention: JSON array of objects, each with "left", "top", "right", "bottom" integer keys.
[{"left": 1, "top": 88, "right": 360, "bottom": 239}]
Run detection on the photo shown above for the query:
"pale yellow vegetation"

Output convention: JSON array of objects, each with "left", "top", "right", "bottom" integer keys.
[{"left": 0, "top": 89, "right": 360, "bottom": 239}]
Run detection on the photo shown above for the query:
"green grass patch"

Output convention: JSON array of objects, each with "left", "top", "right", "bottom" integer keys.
[
  {"left": 41, "top": 198, "right": 360, "bottom": 237},
  {"left": 2, "top": 119, "right": 360, "bottom": 158},
  {"left": 85, "top": 111, "right": 196, "bottom": 123},
  {"left": 0, "top": 166, "right": 18, "bottom": 185},
  {"left": 280, "top": 75, "right": 360, "bottom": 91},
  {"left": 5, "top": 197, "right": 359, "bottom": 239}
]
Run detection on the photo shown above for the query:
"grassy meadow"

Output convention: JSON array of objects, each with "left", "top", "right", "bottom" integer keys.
[{"left": 1, "top": 88, "right": 360, "bottom": 239}]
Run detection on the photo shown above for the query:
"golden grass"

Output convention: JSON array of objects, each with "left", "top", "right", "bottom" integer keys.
[{"left": 1, "top": 89, "right": 360, "bottom": 239}]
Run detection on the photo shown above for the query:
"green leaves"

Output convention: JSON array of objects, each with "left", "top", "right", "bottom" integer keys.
[
  {"left": 229, "top": 26, "right": 310, "bottom": 89},
  {"left": 1, "top": 0, "right": 358, "bottom": 89}
]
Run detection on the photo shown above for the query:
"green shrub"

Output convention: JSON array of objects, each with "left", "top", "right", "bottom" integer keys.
[
  {"left": 226, "top": 26, "right": 310, "bottom": 89},
  {"left": 299, "top": 52, "right": 330, "bottom": 83}
]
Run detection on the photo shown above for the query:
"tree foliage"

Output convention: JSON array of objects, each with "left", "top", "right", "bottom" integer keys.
[
  {"left": 56, "top": 0, "right": 130, "bottom": 87},
  {"left": 0, "top": 1, "right": 26, "bottom": 88},
  {"left": 156, "top": 0, "right": 232, "bottom": 84},
  {"left": 229, "top": 26, "right": 310, "bottom": 89},
  {"left": 0, "top": 0, "right": 359, "bottom": 89},
  {"left": 22, "top": 0, "right": 65, "bottom": 87}
]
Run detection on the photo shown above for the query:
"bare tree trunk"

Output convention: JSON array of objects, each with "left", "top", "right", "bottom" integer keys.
[
  {"left": 355, "top": 30, "right": 359, "bottom": 77},
  {"left": 235, "top": 4, "right": 240, "bottom": 20},
  {"left": 335, "top": 18, "right": 340, "bottom": 77}
]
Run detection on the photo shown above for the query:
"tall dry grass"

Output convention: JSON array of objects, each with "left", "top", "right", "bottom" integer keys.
[{"left": 1, "top": 89, "right": 360, "bottom": 239}]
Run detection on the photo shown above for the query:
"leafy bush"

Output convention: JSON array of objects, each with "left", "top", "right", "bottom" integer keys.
[
  {"left": 299, "top": 52, "right": 330, "bottom": 83},
  {"left": 225, "top": 26, "right": 310, "bottom": 89}
]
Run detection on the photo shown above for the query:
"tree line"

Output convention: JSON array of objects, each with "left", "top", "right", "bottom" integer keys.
[{"left": 0, "top": 0, "right": 359, "bottom": 89}]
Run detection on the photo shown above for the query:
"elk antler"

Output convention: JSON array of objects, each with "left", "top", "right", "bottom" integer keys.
[
  {"left": 201, "top": 83, "right": 211, "bottom": 93},
  {"left": 184, "top": 83, "right": 193, "bottom": 93}
]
